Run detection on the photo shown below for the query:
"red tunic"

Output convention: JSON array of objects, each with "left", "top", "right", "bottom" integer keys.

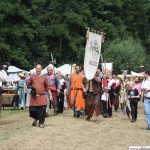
[{"left": 28, "top": 75, "right": 51, "bottom": 106}]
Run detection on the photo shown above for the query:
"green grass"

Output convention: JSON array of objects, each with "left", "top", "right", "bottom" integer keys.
[{"left": 0, "top": 103, "right": 150, "bottom": 150}]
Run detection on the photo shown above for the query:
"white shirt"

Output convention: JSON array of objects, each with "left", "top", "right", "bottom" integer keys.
[
  {"left": 108, "top": 79, "right": 120, "bottom": 88},
  {"left": 0, "top": 70, "right": 8, "bottom": 86},
  {"left": 59, "top": 78, "right": 65, "bottom": 85},
  {"left": 101, "top": 92, "right": 109, "bottom": 101},
  {"left": 141, "top": 78, "right": 150, "bottom": 98}
]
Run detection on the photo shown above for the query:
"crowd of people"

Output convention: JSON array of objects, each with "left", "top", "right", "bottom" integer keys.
[{"left": 0, "top": 63, "right": 150, "bottom": 130}]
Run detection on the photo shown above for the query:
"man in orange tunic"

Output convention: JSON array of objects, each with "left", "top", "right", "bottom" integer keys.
[
  {"left": 67, "top": 65, "right": 85, "bottom": 118},
  {"left": 28, "top": 64, "right": 53, "bottom": 128}
]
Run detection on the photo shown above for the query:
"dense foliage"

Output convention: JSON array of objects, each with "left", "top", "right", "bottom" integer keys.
[{"left": 0, "top": 0, "right": 150, "bottom": 72}]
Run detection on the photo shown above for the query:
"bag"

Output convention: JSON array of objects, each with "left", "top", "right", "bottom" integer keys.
[
  {"left": 29, "top": 87, "right": 36, "bottom": 97},
  {"left": 0, "top": 87, "right": 4, "bottom": 93},
  {"left": 83, "top": 92, "right": 87, "bottom": 98}
]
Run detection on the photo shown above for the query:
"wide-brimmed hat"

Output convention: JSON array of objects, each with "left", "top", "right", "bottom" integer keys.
[
  {"left": 19, "top": 72, "right": 25, "bottom": 78},
  {"left": 134, "top": 77, "right": 139, "bottom": 82}
]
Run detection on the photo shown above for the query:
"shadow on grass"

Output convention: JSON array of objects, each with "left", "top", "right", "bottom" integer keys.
[{"left": 0, "top": 120, "right": 15, "bottom": 125}]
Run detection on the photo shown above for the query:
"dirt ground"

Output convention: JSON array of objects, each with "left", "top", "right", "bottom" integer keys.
[{"left": 0, "top": 102, "right": 150, "bottom": 150}]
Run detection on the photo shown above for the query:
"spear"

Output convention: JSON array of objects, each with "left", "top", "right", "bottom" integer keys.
[{"left": 50, "top": 53, "right": 56, "bottom": 75}]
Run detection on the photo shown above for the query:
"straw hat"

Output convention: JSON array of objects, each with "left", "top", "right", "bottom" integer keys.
[{"left": 19, "top": 72, "right": 25, "bottom": 78}]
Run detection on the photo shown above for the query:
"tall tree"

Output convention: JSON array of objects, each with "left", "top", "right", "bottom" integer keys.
[
  {"left": 104, "top": 37, "right": 146, "bottom": 73},
  {"left": 0, "top": 0, "right": 149, "bottom": 70}
]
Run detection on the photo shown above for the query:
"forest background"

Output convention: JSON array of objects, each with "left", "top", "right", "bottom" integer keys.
[{"left": 0, "top": 0, "right": 150, "bottom": 73}]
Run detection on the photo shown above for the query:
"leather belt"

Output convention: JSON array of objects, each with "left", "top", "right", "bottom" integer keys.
[
  {"left": 36, "top": 94, "right": 46, "bottom": 97},
  {"left": 71, "top": 88, "right": 82, "bottom": 90}
]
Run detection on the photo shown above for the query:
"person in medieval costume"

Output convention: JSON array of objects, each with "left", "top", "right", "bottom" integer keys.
[
  {"left": 17, "top": 72, "right": 27, "bottom": 109},
  {"left": 100, "top": 74, "right": 110, "bottom": 118},
  {"left": 45, "top": 67, "right": 61, "bottom": 115},
  {"left": 125, "top": 84, "right": 131, "bottom": 120},
  {"left": 82, "top": 69, "right": 101, "bottom": 121},
  {"left": 64, "top": 74, "right": 70, "bottom": 109},
  {"left": 108, "top": 73, "right": 121, "bottom": 116},
  {"left": 118, "top": 77, "right": 126, "bottom": 110},
  {"left": 0, "top": 64, "right": 9, "bottom": 116},
  {"left": 27, "top": 64, "right": 53, "bottom": 128},
  {"left": 25, "top": 70, "right": 35, "bottom": 111},
  {"left": 67, "top": 65, "right": 85, "bottom": 118},
  {"left": 56, "top": 71, "right": 67, "bottom": 113}
]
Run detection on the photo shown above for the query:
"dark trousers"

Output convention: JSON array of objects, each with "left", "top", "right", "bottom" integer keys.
[
  {"left": 29, "top": 105, "right": 46, "bottom": 124},
  {"left": 101, "top": 100, "right": 107, "bottom": 115},
  {"left": 108, "top": 94, "right": 114, "bottom": 116},
  {"left": 130, "top": 102, "right": 138, "bottom": 120},
  {"left": 57, "top": 92, "right": 64, "bottom": 113},
  {"left": 0, "top": 94, "right": 2, "bottom": 115},
  {"left": 114, "top": 96, "right": 119, "bottom": 111}
]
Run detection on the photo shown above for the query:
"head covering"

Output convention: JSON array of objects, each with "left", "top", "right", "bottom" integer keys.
[{"left": 19, "top": 72, "right": 25, "bottom": 78}]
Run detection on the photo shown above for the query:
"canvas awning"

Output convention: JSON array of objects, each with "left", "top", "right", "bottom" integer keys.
[
  {"left": 56, "top": 64, "right": 71, "bottom": 75},
  {"left": 7, "top": 66, "right": 26, "bottom": 74},
  {"left": 131, "top": 71, "right": 144, "bottom": 77},
  {"left": 7, "top": 73, "right": 20, "bottom": 82},
  {"left": 41, "top": 64, "right": 57, "bottom": 75}
]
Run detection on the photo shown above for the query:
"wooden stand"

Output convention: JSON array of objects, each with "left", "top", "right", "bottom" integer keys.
[{"left": 2, "top": 88, "right": 19, "bottom": 109}]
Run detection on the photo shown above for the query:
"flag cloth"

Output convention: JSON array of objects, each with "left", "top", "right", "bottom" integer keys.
[{"left": 84, "top": 31, "right": 102, "bottom": 79}]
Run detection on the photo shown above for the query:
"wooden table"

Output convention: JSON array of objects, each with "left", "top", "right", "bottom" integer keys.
[{"left": 2, "top": 88, "right": 19, "bottom": 108}]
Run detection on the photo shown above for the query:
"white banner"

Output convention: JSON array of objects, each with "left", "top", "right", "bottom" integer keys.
[
  {"left": 84, "top": 31, "right": 102, "bottom": 79},
  {"left": 101, "top": 63, "right": 113, "bottom": 74}
]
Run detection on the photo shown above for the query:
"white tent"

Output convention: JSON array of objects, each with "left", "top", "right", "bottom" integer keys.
[
  {"left": 7, "top": 73, "right": 20, "bottom": 82},
  {"left": 7, "top": 66, "right": 26, "bottom": 74},
  {"left": 117, "top": 74, "right": 131, "bottom": 78},
  {"left": 56, "top": 64, "right": 72, "bottom": 75},
  {"left": 29, "top": 68, "right": 36, "bottom": 74},
  {"left": 42, "top": 64, "right": 57, "bottom": 75},
  {"left": 131, "top": 71, "right": 144, "bottom": 77}
]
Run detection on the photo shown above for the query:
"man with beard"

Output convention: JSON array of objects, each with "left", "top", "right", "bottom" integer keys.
[
  {"left": 82, "top": 69, "right": 101, "bottom": 122},
  {"left": 67, "top": 65, "right": 85, "bottom": 118},
  {"left": 45, "top": 67, "right": 61, "bottom": 115}
]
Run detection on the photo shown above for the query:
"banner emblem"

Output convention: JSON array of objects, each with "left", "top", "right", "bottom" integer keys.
[{"left": 84, "top": 31, "right": 102, "bottom": 79}]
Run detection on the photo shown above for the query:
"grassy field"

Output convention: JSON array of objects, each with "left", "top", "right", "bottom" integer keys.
[{"left": 0, "top": 102, "right": 150, "bottom": 150}]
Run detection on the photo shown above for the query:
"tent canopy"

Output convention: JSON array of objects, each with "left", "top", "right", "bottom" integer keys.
[
  {"left": 42, "top": 64, "right": 57, "bottom": 75},
  {"left": 7, "top": 66, "right": 26, "bottom": 74},
  {"left": 7, "top": 73, "right": 20, "bottom": 82},
  {"left": 41, "top": 64, "right": 72, "bottom": 75},
  {"left": 131, "top": 71, "right": 144, "bottom": 77},
  {"left": 56, "top": 64, "right": 71, "bottom": 75}
]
